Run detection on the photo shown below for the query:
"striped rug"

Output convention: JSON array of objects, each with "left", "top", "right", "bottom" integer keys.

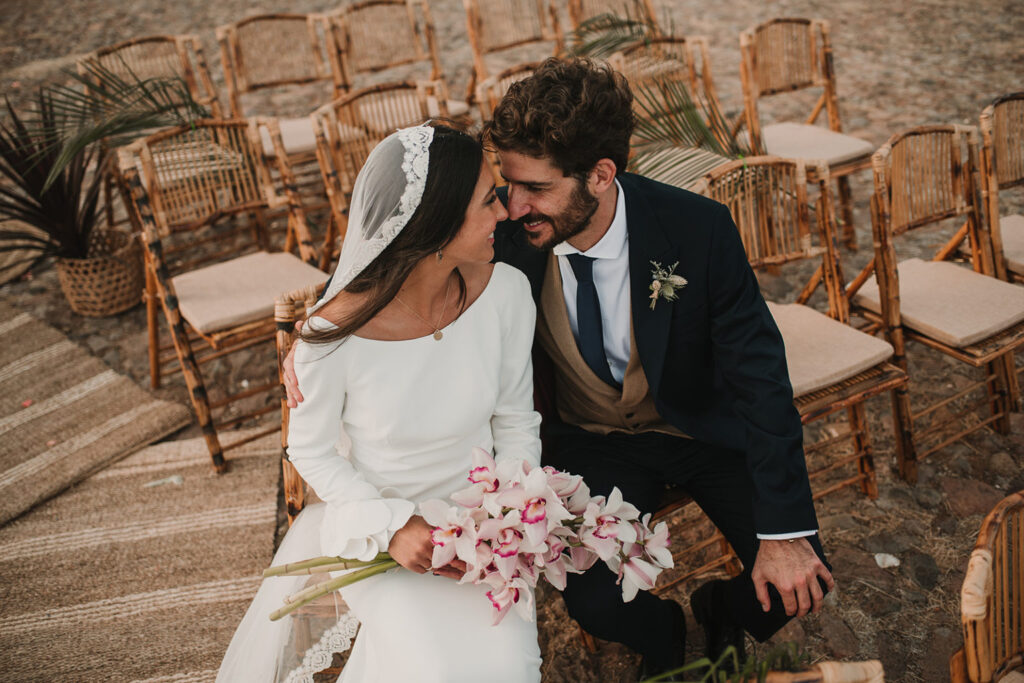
[
  {"left": 0, "top": 300, "right": 191, "bottom": 525},
  {"left": 0, "top": 430, "right": 281, "bottom": 682}
]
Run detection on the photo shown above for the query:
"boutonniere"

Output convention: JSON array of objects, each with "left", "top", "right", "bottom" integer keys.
[{"left": 648, "top": 261, "right": 687, "bottom": 310}]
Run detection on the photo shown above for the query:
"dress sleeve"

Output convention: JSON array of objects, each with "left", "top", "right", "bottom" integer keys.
[
  {"left": 286, "top": 336, "right": 415, "bottom": 561},
  {"left": 490, "top": 267, "right": 543, "bottom": 470}
]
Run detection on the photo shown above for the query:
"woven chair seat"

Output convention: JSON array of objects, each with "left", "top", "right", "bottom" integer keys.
[
  {"left": 767, "top": 302, "right": 894, "bottom": 397},
  {"left": 173, "top": 251, "right": 328, "bottom": 334},
  {"left": 761, "top": 122, "right": 874, "bottom": 167},
  {"left": 998, "top": 670, "right": 1024, "bottom": 682},
  {"left": 1000, "top": 213, "right": 1024, "bottom": 275},
  {"left": 854, "top": 258, "right": 1024, "bottom": 348}
]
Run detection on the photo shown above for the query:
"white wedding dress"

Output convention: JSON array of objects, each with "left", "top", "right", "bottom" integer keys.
[{"left": 217, "top": 263, "right": 543, "bottom": 683}]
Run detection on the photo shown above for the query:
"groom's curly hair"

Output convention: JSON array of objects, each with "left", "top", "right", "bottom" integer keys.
[{"left": 482, "top": 57, "right": 635, "bottom": 177}]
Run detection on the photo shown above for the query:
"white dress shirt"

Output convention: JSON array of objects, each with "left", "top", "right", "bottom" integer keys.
[{"left": 553, "top": 180, "right": 815, "bottom": 542}]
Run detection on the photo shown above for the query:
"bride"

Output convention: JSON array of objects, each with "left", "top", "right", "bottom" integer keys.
[{"left": 217, "top": 124, "right": 543, "bottom": 682}]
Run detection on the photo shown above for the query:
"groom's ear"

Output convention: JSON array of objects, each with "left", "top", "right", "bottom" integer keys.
[{"left": 586, "top": 158, "right": 617, "bottom": 196}]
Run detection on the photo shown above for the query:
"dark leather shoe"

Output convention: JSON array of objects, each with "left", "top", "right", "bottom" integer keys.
[
  {"left": 638, "top": 600, "right": 687, "bottom": 681},
  {"left": 690, "top": 580, "right": 746, "bottom": 672}
]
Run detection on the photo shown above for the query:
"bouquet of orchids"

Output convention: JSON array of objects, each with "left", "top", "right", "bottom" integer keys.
[{"left": 265, "top": 448, "right": 673, "bottom": 625}]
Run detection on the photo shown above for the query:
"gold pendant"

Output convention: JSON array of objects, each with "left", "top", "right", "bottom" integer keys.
[{"left": 433, "top": 330, "right": 444, "bottom": 341}]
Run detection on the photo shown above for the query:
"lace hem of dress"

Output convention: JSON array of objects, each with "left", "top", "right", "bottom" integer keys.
[{"left": 282, "top": 613, "right": 361, "bottom": 683}]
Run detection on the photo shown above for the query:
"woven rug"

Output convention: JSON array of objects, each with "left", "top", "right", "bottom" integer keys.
[
  {"left": 0, "top": 429, "right": 281, "bottom": 682},
  {"left": 0, "top": 300, "right": 191, "bottom": 525}
]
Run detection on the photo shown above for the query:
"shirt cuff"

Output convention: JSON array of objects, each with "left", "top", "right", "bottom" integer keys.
[{"left": 757, "top": 530, "right": 817, "bottom": 541}]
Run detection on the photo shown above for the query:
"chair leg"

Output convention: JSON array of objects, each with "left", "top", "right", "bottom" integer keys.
[
  {"left": 146, "top": 267, "right": 161, "bottom": 389},
  {"left": 1002, "top": 352, "right": 1021, "bottom": 413},
  {"left": 836, "top": 176, "right": 858, "bottom": 251},
  {"left": 848, "top": 404, "right": 878, "bottom": 499},
  {"left": 162, "top": 312, "right": 227, "bottom": 472},
  {"left": 985, "top": 355, "right": 1013, "bottom": 434},
  {"left": 891, "top": 383, "right": 917, "bottom": 483}
]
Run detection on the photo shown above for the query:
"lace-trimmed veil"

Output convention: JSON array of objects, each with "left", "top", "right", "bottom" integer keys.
[{"left": 309, "top": 124, "right": 434, "bottom": 315}]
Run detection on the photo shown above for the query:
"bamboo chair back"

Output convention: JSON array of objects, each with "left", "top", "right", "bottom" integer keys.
[
  {"left": 739, "top": 18, "right": 841, "bottom": 152},
  {"left": 980, "top": 92, "right": 1024, "bottom": 281},
  {"left": 329, "top": 0, "right": 441, "bottom": 91},
  {"left": 462, "top": 0, "right": 562, "bottom": 97},
  {"left": 275, "top": 286, "right": 325, "bottom": 523},
  {"left": 216, "top": 14, "right": 338, "bottom": 117},
  {"left": 567, "top": 0, "right": 660, "bottom": 33},
  {"left": 127, "top": 119, "right": 310, "bottom": 276},
  {"left": 870, "top": 125, "right": 992, "bottom": 272},
  {"left": 476, "top": 62, "right": 539, "bottom": 121},
  {"left": 958, "top": 490, "right": 1024, "bottom": 683},
  {"left": 981, "top": 93, "right": 1024, "bottom": 191},
  {"left": 609, "top": 36, "right": 730, "bottom": 148},
  {"left": 703, "top": 156, "right": 846, "bottom": 314},
  {"left": 78, "top": 35, "right": 222, "bottom": 117},
  {"left": 312, "top": 81, "right": 438, "bottom": 258}
]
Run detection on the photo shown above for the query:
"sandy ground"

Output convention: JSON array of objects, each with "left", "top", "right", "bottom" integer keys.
[{"left": 2, "top": 0, "right": 1024, "bottom": 681}]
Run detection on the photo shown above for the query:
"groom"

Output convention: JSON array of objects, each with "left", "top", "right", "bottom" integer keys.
[{"left": 480, "top": 57, "right": 833, "bottom": 677}]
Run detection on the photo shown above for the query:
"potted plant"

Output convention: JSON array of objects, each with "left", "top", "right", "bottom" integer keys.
[{"left": 0, "top": 65, "right": 207, "bottom": 316}]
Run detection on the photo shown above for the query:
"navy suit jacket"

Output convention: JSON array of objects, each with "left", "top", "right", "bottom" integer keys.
[{"left": 493, "top": 172, "right": 817, "bottom": 535}]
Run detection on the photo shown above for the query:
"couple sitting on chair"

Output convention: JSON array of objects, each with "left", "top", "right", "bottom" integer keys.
[{"left": 217, "top": 57, "right": 834, "bottom": 682}]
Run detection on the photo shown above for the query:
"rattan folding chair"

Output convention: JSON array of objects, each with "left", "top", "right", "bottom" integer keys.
[
  {"left": 949, "top": 490, "right": 1024, "bottom": 683},
  {"left": 312, "top": 81, "right": 439, "bottom": 267},
  {"left": 848, "top": 125, "right": 1024, "bottom": 482},
  {"left": 567, "top": 0, "right": 661, "bottom": 35},
  {"left": 118, "top": 119, "right": 329, "bottom": 471},
  {"left": 216, "top": 13, "right": 339, "bottom": 216},
  {"left": 461, "top": 0, "right": 563, "bottom": 105},
  {"left": 739, "top": 18, "right": 872, "bottom": 250},
  {"left": 980, "top": 92, "right": 1024, "bottom": 284},
  {"left": 703, "top": 156, "right": 911, "bottom": 500},
  {"left": 77, "top": 35, "right": 223, "bottom": 228}
]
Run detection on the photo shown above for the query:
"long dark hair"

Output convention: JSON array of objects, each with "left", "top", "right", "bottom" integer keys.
[{"left": 301, "top": 124, "right": 484, "bottom": 345}]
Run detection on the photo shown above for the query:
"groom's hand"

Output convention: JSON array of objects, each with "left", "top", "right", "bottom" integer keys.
[
  {"left": 751, "top": 537, "right": 834, "bottom": 618},
  {"left": 282, "top": 321, "right": 304, "bottom": 408},
  {"left": 389, "top": 515, "right": 466, "bottom": 579}
]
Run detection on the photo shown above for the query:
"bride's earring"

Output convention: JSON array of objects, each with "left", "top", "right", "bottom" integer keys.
[{"left": 436, "top": 249, "right": 443, "bottom": 262}]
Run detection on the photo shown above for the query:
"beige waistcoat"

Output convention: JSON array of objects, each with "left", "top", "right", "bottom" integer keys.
[{"left": 536, "top": 252, "right": 687, "bottom": 438}]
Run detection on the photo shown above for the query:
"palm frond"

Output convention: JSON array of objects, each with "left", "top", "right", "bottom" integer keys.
[{"left": 566, "top": 13, "right": 654, "bottom": 58}]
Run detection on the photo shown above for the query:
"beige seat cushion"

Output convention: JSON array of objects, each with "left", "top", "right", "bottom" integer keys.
[
  {"left": 767, "top": 302, "right": 894, "bottom": 398},
  {"left": 762, "top": 122, "right": 874, "bottom": 167},
  {"left": 997, "top": 670, "right": 1024, "bottom": 683},
  {"left": 853, "top": 258, "right": 1024, "bottom": 348},
  {"left": 261, "top": 117, "right": 318, "bottom": 156},
  {"left": 426, "top": 96, "right": 471, "bottom": 118},
  {"left": 173, "top": 251, "right": 328, "bottom": 334},
  {"left": 1000, "top": 213, "right": 1024, "bottom": 275}
]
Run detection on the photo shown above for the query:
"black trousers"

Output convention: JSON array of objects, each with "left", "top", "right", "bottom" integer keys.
[{"left": 547, "top": 425, "right": 829, "bottom": 659}]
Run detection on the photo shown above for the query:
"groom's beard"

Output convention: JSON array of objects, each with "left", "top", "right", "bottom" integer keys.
[{"left": 522, "top": 179, "right": 600, "bottom": 251}]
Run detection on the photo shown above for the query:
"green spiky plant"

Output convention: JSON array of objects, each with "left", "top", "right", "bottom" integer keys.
[
  {"left": 566, "top": 7, "right": 754, "bottom": 189},
  {"left": 0, "top": 61, "right": 207, "bottom": 273},
  {"left": 642, "top": 643, "right": 813, "bottom": 683}
]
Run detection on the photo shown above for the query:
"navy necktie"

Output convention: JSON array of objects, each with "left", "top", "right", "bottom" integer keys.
[{"left": 567, "top": 254, "right": 619, "bottom": 388}]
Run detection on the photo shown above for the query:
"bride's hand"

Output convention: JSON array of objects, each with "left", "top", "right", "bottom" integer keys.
[{"left": 389, "top": 516, "right": 467, "bottom": 579}]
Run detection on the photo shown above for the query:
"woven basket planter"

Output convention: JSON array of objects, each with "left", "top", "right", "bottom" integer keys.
[{"left": 55, "top": 230, "right": 144, "bottom": 317}]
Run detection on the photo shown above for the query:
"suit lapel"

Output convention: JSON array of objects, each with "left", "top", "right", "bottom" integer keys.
[{"left": 623, "top": 175, "right": 677, "bottom": 401}]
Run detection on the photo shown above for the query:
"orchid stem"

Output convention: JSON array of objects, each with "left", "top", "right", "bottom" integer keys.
[
  {"left": 269, "top": 560, "right": 399, "bottom": 621},
  {"left": 263, "top": 552, "right": 391, "bottom": 578}
]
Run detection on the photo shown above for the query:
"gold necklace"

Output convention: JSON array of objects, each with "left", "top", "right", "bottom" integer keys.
[{"left": 394, "top": 274, "right": 454, "bottom": 341}]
